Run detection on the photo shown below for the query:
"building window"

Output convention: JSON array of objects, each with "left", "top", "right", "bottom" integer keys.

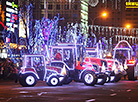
[
  {"left": 48, "top": 14, "right": 52, "bottom": 19},
  {"left": 56, "top": 5, "right": 60, "bottom": 10},
  {"left": 48, "top": 4, "right": 53, "bottom": 10},
  {"left": 126, "top": 14, "right": 131, "bottom": 16},
  {"left": 41, "top": 5, "right": 44, "bottom": 9},
  {"left": 133, "top": 18, "right": 138, "bottom": 20},
  {"left": 126, "top": 18, "right": 131, "bottom": 20},
  {"left": 117, "top": 12, "right": 120, "bottom": 14},
  {"left": 73, "top": 5, "right": 77, "bottom": 10},
  {"left": 65, "top": 14, "right": 69, "bottom": 19},
  {"left": 41, "top": 14, "right": 44, "bottom": 19},
  {"left": 134, "top": 9, "right": 138, "bottom": 12},
  {"left": 126, "top": 9, "right": 131, "bottom": 12},
  {"left": 73, "top": 14, "right": 77, "bottom": 19},
  {"left": 134, "top": 14, "right": 138, "bottom": 16},
  {"left": 65, "top": 4, "right": 69, "bottom": 10}
]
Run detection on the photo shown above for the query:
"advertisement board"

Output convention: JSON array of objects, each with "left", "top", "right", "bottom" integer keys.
[{"left": 0, "top": 0, "right": 18, "bottom": 42}]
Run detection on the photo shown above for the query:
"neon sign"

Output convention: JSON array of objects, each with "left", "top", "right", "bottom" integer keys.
[
  {"left": 0, "top": 0, "right": 6, "bottom": 32},
  {"left": 6, "top": 1, "right": 18, "bottom": 32},
  {"left": 126, "top": 2, "right": 138, "bottom": 8}
]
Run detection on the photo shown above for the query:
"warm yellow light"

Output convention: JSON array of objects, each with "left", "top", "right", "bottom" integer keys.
[
  {"left": 126, "top": 24, "right": 131, "bottom": 29},
  {"left": 102, "top": 12, "right": 107, "bottom": 17}
]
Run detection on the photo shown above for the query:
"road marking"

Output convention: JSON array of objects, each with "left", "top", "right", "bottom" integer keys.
[
  {"left": 110, "top": 93, "right": 117, "bottom": 96},
  {"left": 37, "top": 92, "right": 47, "bottom": 96},
  {"left": 85, "top": 99, "right": 96, "bottom": 102},
  {"left": 6, "top": 98, "right": 12, "bottom": 102},
  {"left": 127, "top": 89, "right": 131, "bottom": 92},
  {"left": 19, "top": 91, "right": 29, "bottom": 93}
]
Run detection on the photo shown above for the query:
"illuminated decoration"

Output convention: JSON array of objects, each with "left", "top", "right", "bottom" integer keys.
[
  {"left": 0, "top": 21, "right": 5, "bottom": 28},
  {"left": 28, "top": 3, "right": 33, "bottom": 53},
  {"left": 0, "top": 4, "right": 5, "bottom": 23},
  {"left": 88, "top": 0, "right": 123, "bottom": 10},
  {"left": 31, "top": 14, "right": 64, "bottom": 59},
  {"left": 88, "top": 0, "right": 99, "bottom": 7},
  {"left": 81, "top": 0, "right": 88, "bottom": 26},
  {"left": 6, "top": 1, "right": 18, "bottom": 33},
  {"left": 90, "top": 25, "right": 138, "bottom": 45},
  {"left": 33, "top": 20, "right": 45, "bottom": 54},
  {"left": 1, "top": 1, "right": 137, "bottom": 63},
  {"left": 0, "top": 1, "right": 6, "bottom": 32}
]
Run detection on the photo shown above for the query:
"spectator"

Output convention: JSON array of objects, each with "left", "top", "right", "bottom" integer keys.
[
  {"left": 120, "top": 52, "right": 126, "bottom": 65},
  {"left": 0, "top": 64, "right": 4, "bottom": 80}
]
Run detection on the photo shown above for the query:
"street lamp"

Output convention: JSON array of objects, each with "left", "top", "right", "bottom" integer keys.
[
  {"left": 126, "top": 24, "right": 131, "bottom": 29},
  {"left": 91, "top": 12, "right": 107, "bottom": 25}
]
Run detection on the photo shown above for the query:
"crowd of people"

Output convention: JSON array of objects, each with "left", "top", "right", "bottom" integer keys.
[{"left": 0, "top": 58, "right": 20, "bottom": 81}]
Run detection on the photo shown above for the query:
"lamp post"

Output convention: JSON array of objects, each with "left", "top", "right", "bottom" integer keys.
[
  {"left": 89, "top": 12, "right": 107, "bottom": 34},
  {"left": 90, "top": 12, "right": 107, "bottom": 25}
]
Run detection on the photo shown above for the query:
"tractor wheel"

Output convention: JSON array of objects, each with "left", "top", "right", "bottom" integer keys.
[
  {"left": 110, "top": 75, "right": 116, "bottom": 82},
  {"left": 19, "top": 74, "right": 37, "bottom": 87},
  {"left": 63, "top": 77, "right": 72, "bottom": 84},
  {"left": 114, "top": 73, "right": 122, "bottom": 82},
  {"left": 127, "top": 65, "right": 137, "bottom": 81},
  {"left": 110, "top": 73, "right": 122, "bottom": 82},
  {"left": 106, "top": 75, "right": 111, "bottom": 83},
  {"left": 97, "top": 74, "right": 107, "bottom": 85},
  {"left": 82, "top": 71, "right": 97, "bottom": 86},
  {"left": 47, "top": 76, "right": 59, "bottom": 86}
]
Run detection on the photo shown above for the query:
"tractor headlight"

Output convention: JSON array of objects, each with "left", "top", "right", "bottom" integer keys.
[
  {"left": 112, "top": 63, "right": 116, "bottom": 71},
  {"left": 101, "top": 63, "right": 106, "bottom": 73},
  {"left": 61, "top": 65, "right": 67, "bottom": 76},
  {"left": 114, "top": 69, "right": 119, "bottom": 74},
  {"left": 120, "top": 64, "right": 124, "bottom": 71},
  {"left": 124, "top": 63, "right": 128, "bottom": 70}
]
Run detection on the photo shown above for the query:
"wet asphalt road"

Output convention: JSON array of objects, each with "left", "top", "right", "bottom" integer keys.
[{"left": 0, "top": 79, "right": 138, "bottom": 102}]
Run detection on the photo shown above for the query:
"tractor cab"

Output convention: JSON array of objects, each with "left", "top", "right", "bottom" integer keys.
[
  {"left": 113, "top": 40, "right": 133, "bottom": 62},
  {"left": 113, "top": 40, "right": 138, "bottom": 80},
  {"left": 21, "top": 54, "right": 46, "bottom": 80},
  {"left": 50, "top": 43, "right": 84, "bottom": 70}
]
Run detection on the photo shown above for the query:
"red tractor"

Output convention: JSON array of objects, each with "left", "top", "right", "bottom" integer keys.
[
  {"left": 50, "top": 43, "right": 107, "bottom": 86},
  {"left": 85, "top": 47, "right": 126, "bottom": 83}
]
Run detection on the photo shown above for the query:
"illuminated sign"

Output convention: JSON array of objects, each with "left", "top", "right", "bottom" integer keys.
[
  {"left": 6, "top": 0, "right": 18, "bottom": 32},
  {"left": 0, "top": 0, "right": 6, "bottom": 32},
  {"left": 126, "top": 2, "right": 138, "bottom": 8}
]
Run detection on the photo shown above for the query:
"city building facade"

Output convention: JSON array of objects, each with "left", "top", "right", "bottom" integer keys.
[
  {"left": 88, "top": 0, "right": 138, "bottom": 28},
  {"left": 32, "top": 0, "right": 88, "bottom": 26},
  {"left": 88, "top": 0, "right": 138, "bottom": 45}
]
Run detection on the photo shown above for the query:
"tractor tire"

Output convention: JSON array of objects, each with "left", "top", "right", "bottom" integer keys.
[
  {"left": 110, "top": 73, "right": 122, "bottom": 82},
  {"left": 82, "top": 71, "right": 97, "bottom": 86},
  {"left": 97, "top": 74, "right": 107, "bottom": 85},
  {"left": 47, "top": 76, "right": 60, "bottom": 86},
  {"left": 127, "top": 66, "right": 137, "bottom": 81},
  {"left": 19, "top": 74, "right": 37, "bottom": 87},
  {"left": 110, "top": 75, "right": 116, "bottom": 82},
  {"left": 114, "top": 73, "right": 122, "bottom": 82},
  {"left": 63, "top": 77, "right": 72, "bottom": 85},
  {"left": 106, "top": 75, "right": 111, "bottom": 83}
]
